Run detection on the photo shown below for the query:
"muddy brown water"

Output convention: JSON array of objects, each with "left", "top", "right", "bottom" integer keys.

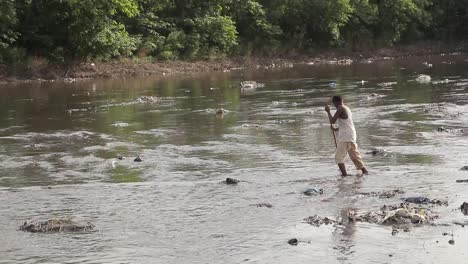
[{"left": 1, "top": 54, "right": 468, "bottom": 263}]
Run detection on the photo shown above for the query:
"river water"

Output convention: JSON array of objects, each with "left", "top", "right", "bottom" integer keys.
[{"left": 1, "top": 54, "right": 468, "bottom": 264}]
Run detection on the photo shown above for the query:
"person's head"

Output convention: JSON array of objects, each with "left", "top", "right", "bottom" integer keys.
[{"left": 332, "top": 95, "right": 343, "bottom": 107}]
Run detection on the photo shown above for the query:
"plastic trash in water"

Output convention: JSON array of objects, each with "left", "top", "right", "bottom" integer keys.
[{"left": 303, "top": 187, "right": 324, "bottom": 196}]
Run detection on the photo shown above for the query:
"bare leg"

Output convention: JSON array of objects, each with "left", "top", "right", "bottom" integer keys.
[
  {"left": 338, "top": 163, "right": 348, "bottom": 177},
  {"left": 361, "top": 167, "right": 369, "bottom": 174}
]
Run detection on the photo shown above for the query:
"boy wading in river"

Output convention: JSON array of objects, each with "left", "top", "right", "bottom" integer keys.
[{"left": 325, "top": 96, "right": 368, "bottom": 176}]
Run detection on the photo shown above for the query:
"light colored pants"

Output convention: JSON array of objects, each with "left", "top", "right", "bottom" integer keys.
[{"left": 335, "top": 142, "right": 365, "bottom": 169}]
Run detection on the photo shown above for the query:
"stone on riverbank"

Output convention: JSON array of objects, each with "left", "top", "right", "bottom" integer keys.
[{"left": 19, "top": 219, "right": 95, "bottom": 233}]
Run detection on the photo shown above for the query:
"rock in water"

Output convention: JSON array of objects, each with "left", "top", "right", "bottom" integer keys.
[
  {"left": 226, "top": 178, "right": 239, "bottom": 185},
  {"left": 134, "top": 156, "right": 142, "bottom": 162},
  {"left": 461, "top": 166, "right": 468, "bottom": 171},
  {"left": 288, "top": 238, "right": 298, "bottom": 246},
  {"left": 19, "top": 219, "right": 95, "bottom": 233},
  {"left": 460, "top": 202, "right": 468, "bottom": 215}
]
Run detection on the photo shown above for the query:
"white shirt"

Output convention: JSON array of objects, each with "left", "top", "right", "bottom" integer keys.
[{"left": 337, "top": 105, "right": 356, "bottom": 143}]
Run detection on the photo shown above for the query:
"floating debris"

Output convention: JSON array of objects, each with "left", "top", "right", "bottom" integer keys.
[
  {"left": 304, "top": 215, "right": 338, "bottom": 227},
  {"left": 215, "top": 108, "right": 227, "bottom": 115},
  {"left": 19, "top": 219, "right": 95, "bottom": 233},
  {"left": 240, "top": 81, "right": 265, "bottom": 89},
  {"left": 437, "top": 127, "right": 464, "bottom": 133},
  {"left": 422, "top": 62, "right": 433, "bottom": 68},
  {"left": 112, "top": 122, "right": 129, "bottom": 127},
  {"left": 226, "top": 178, "right": 239, "bottom": 185},
  {"left": 134, "top": 96, "right": 161, "bottom": 104},
  {"left": 402, "top": 197, "right": 448, "bottom": 206},
  {"left": 357, "top": 189, "right": 405, "bottom": 198},
  {"left": 303, "top": 187, "right": 324, "bottom": 196},
  {"left": 377, "top": 82, "right": 397, "bottom": 87},
  {"left": 366, "top": 93, "right": 386, "bottom": 100},
  {"left": 366, "top": 148, "right": 391, "bottom": 157},
  {"left": 416, "top": 74, "right": 431, "bottom": 83},
  {"left": 256, "top": 203, "right": 273, "bottom": 208}
]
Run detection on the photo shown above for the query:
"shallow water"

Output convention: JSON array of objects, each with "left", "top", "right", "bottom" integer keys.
[{"left": 2, "top": 54, "right": 468, "bottom": 263}]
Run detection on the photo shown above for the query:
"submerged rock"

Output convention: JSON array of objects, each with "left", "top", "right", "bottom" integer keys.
[
  {"left": 288, "top": 238, "right": 298, "bottom": 246},
  {"left": 460, "top": 202, "right": 468, "bottom": 215},
  {"left": 226, "top": 178, "right": 239, "bottom": 185},
  {"left": 19, "top": 219, "right": 95, "bottom": 233},
  {"left": 256, "top": 203, "right": 273, "bottom": 208}
]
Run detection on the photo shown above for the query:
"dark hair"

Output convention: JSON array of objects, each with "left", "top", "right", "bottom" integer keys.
[{"left": 332, "top": 95, "right": 342, "bottom": 103}]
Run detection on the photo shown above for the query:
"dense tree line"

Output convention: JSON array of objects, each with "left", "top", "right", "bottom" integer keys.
[{"left": 1, "top": 0, "right": 468, "bottom": 63}]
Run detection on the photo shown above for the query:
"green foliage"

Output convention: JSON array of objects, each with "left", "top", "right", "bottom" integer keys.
[
  {"left": 0, "top": 0, "right": 19, "bottom": 62},
  {"left": 2, "top": 0, "right": 468, "bottom": 63}
]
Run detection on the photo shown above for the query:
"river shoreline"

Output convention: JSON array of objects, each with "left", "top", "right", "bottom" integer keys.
[{"left": 0, "top": 44, "right": 464, "bottom": 85}]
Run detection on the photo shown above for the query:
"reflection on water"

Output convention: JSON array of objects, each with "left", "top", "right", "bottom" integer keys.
[{"left": 2, "top": 54, "right": 468, "bottom": 263}]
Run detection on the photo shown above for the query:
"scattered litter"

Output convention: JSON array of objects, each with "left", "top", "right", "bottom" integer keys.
[
  {"left": 241, "top": 81, "right": 265, "bottom": 89},
  {"left": 134, "top": 96, "right": 161, "bottom": 104},
  {"left": 19, "top": 219, "right": 95, "bottom": 233},
  {"left": 304, "top": 215, "right": 338, "bottom": 227},
  {"left": 366, "top": 148, "right": 391, "bottom": 156},
  {"left": 112, "top": 122, "right": 129, "bottom": 127},
  {"left": 422, "top": 62, "right": 433, "bottom": 68},
  {"left": 357, "top": 189, "right": 404, "bottom": 198},
  {"left": 366, "top": 93, "right": 386, "bottom": 100},
  {"left": 377, "top": 82, "right": 397, "bottom": 87},
  {"left": 402, "top": 197, "right": 448, "bottom": 206}
]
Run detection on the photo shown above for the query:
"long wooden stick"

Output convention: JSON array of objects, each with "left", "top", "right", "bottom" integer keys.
[{"left": 331, "top": 127, "right": 338, "bottom": 148}]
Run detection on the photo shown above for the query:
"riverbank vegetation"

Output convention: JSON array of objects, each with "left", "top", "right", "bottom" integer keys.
[{"left": 1, "top": 0, "right": 467, "bottom": 65}]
